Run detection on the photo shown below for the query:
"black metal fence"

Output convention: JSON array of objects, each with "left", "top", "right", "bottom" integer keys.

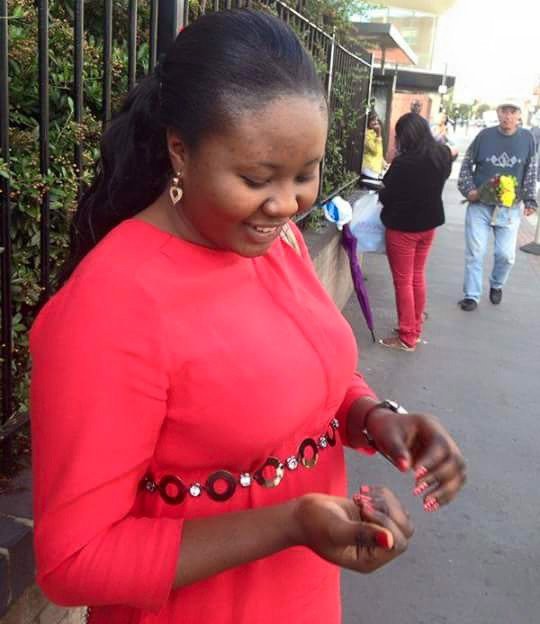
[{"left": 0, "top": 0, "right": 372, "bottom": 469}]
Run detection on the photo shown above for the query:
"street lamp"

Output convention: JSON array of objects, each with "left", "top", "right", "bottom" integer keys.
[{"left": 438, "top": 62, "right": 448, "bottom": 113}]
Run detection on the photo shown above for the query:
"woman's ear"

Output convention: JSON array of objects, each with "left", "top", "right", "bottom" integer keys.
[{"left": 167, "top": 128, "right": 187, "bottom": 174}]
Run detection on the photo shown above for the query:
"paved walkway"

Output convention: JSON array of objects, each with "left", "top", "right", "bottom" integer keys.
[{"left": 341, "top": 143, "right": 540, "bottom": 624}]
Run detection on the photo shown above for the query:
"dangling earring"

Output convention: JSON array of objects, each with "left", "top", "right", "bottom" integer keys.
[{"left": 169, "top": 171, "right": 183, "bottom": 205}]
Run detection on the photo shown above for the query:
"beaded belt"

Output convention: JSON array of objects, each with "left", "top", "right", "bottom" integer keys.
[{"left": 141, "top": 417, "right": 340, "bottom": 504}]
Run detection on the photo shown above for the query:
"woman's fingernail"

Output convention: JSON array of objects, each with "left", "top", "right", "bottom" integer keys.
[
  {"left": 424, "top": 497, "right": 439, "bottom": 512},
  {"left": 363, "top": 501, "right": 376, "bottom": 514},
  {"left": 415, "top": 466, "right": 428, "bottom": 479},
  {"left": 360, "top": 484, "right": 370, "bottom": 494},
  {"left": 413, "top": 481, "right": 429, "bottom": 496},
  {"left": 375, "top": 530, "right": 393, "bottom": 550},
  {"left": 397, "top": 457, "right": 410, "bottom": 472}
]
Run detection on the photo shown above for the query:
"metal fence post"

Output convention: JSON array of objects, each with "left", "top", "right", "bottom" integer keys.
[
  {"left": 38, "top": 0, "right": 51, "bottom": 297},
  {"left": 103, "top": 0, "right": 113, "bottom": 126},
  {"left": 358, "top": 51, "right": 375, "bottom": 175},
  {"left": 0, "top": 0, "right": 13, "bottom": 469},
  {"left": 157, "top": 0, "right": 185, "bottom": 59},
  {"left": 319, "top": 30, "right": 336, "bottom": 198},
  {"left": 325, "top": 30, "right": 336, "bottom": 102}
]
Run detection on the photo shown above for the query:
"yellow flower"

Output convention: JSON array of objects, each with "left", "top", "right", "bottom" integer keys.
[
  {"left": 498, "top": 175, "right": 517, "bottom": 207},
  {"left": 500, "top": 191, "right": 515, "bottom": 207}
]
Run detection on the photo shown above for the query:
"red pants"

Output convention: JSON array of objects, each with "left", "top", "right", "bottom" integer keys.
[{"left": 385, "top": 228, "right": 435, "bottom": 347}]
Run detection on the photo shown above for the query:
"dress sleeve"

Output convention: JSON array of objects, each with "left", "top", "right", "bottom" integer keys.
[
  {"left": 30, "top": 268, "right": 182, "bottom": 611},
  {"left": 335, "top": 372, "right": 378, "bottom": 447}
]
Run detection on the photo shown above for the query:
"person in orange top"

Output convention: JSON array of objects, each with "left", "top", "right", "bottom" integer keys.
[{"left": 30, "top": 10, "right": 466, "bottom": 624}]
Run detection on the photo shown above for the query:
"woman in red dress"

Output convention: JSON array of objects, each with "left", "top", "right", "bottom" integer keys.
[{"left": 31, "top": 11, "right": 466, "bottom": 623}]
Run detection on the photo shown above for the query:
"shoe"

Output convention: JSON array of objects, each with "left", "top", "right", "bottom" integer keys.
[
  {"left": 378, "top": 336, "right": 416, "bottom": 352},
  {"left": 489, "top": 288, "right": 502, "bottom": 305},
  {"left": 459, "top": 298, "right": 477, "bottom": 311}
]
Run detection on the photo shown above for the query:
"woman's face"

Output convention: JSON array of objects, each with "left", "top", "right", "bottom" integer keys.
[
  {"left": 369, "top": 116, "right": 380, "bottom": 130},
  {"left": 170, "top": 96, "right": 328, "bottom": 257}
]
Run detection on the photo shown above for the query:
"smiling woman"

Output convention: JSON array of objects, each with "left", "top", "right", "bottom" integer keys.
[
  {"left": 147, "top": 96, "right": 328, "bottom": 256},
  {"left": 30, "top": 8, "right": 466, "bottom": 624}
]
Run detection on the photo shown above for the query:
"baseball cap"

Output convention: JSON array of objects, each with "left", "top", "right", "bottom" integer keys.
[{"left": 497, "top": 98, "right": 521, "bottom": 111}]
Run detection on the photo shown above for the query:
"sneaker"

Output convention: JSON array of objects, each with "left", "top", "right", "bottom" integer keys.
[
  {"left": 459, "top": 298, "right": 477, "bottom": 311},
  {"left": 489, "top": 288, "right": 502, "bottom": 305},
  {"left": 378, "top": 336, "right": 416, "bottom": 352}
]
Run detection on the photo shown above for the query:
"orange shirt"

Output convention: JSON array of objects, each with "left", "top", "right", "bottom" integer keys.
[{"left": 30, "top": 219, "right": 376, "bottom": 623}]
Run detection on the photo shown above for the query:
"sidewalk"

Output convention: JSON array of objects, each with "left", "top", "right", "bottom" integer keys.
[{"left": 340, "top": 172, "right": 540, "bottom": 623}]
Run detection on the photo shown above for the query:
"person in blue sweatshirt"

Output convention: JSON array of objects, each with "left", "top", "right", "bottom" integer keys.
[{"left": 457, "top": 100, "right": 537, "bottom": 311}]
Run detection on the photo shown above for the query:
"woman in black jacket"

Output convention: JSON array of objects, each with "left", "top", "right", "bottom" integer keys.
[{"left": 378, "top": 113, "right": 453, "bottom": 351}]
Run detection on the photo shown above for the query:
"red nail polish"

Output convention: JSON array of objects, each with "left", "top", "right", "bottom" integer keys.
[
  {"left": 413, "top": 482, "right": 428, "bottom": 496},
  {"left": 397, "top": 458, "right": 409, "bottom": 472},
  {"left": 360, "top": 485, "right": 370, "bottom": 494},
  {"left": 415, "top": 466, "right": 427, "bottom": 478},
  {"left": 363, "top": 501, "right": 375, "bottom": 514},
  {"left": 375, "top": 530, "right": 392, "bottom": 550}
]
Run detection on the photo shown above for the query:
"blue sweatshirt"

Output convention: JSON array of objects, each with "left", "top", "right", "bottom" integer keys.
[{"left": 458, "top": 126, "right": 537, "bottom": 207}]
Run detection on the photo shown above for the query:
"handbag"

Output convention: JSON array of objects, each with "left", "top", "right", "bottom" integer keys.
[{"left": 350, "top": 192, "right": 386, "bottom": 254}]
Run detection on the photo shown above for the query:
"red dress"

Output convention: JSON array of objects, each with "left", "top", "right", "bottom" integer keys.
[{"left": 30, "top": 219, "right": 376, "bottom": 624}]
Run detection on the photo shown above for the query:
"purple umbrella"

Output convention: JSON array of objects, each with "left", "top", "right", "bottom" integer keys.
[{"left": 341, "top": 224, "right": 376, "bottom": 342}]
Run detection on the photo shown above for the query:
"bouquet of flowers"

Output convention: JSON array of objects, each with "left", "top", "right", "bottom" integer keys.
[{"left": 478, "top": 174, "right": 519, "bottom": 207}]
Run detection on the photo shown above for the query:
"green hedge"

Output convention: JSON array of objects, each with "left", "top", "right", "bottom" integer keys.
[{"left": 3, "top": 0, "right": 152, "bottom": 416}]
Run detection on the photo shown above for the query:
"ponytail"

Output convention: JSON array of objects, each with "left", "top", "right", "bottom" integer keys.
[{"left": 58, "top": 73, "right": 170, "bottom": 286}]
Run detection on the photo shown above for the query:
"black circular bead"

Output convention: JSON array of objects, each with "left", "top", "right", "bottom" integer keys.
[
  {"left": 206, "top": 470, "right": 237, "bottom": 502},
  {"left": 158, "top": 475, "right": 187, "bottom": 505}
]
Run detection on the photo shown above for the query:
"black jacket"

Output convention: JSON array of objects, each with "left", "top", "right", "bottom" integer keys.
[{"left": 379, "top": 147, "right": 452, "bottom": 232}]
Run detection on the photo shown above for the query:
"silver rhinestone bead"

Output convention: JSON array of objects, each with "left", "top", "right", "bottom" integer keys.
[
  {"left": 189, "top": 483, "right": 202, "bottom": 497},
  {"left": 319, "top": 435, "right": 328, "bottom": 449},
  {"left": 331, "top": 418, "right": 339, "bottom": 430},
  {"left": 145, "top": 480, "right": 157, "bottom": 493},
  {"left": 286, "top": 456, "right": 299, "bottom": 470},
  {"left": 239, "top": 473, "right": 252, "bottom": 487}
]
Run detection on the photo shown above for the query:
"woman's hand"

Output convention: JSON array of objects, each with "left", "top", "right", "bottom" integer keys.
[
  {"left": 362, "top": 408, "right": 466, "bottom": 511},
  {"left": 293, "top": 488, "right": 413, "bottom": 574}
]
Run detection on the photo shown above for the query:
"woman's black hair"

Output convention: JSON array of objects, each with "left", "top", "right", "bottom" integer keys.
[
  {"left": 395, "top": 112, "right": 450, "bottom": 171},
  {"left": 59, "top": 9, "right": 325, "bottom": 285}
]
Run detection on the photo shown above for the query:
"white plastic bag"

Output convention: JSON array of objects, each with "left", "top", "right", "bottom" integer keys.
[{"left": 350, "top": 192, "right": 386, "bottom": 254}]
